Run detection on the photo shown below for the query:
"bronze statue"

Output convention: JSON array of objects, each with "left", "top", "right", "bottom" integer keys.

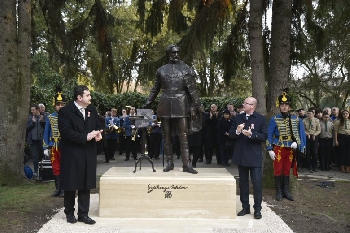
[{"left": 143, "top": 44, "right": 202, "bottom": 174}]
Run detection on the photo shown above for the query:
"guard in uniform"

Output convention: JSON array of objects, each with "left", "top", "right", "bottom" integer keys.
[
  {"left": 266, "top": 90, "right": 306, "bottom": 201},
  {"left": 43, "top": 86, "right": 67, "bottom": 197}
]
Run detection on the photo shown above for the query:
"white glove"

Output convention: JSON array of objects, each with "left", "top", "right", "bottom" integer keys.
[
  {"left": 291, "top": 142, "right": 297, "bottom": 149},
  {"left": 269, "top": 151, "right": 276, "bottom": 160}
]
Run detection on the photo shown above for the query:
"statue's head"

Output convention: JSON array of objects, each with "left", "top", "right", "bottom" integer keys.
[{"left": 166, "top": 44, "right": 180, "bottom": 63}]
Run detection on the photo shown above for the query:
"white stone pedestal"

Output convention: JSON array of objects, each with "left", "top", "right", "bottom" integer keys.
[{"left": 99, "top": 167, "right": 236, "bottom": 219}]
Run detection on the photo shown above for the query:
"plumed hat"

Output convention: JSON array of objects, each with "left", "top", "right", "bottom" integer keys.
[
  {"left": 53, "top": 85, "right": 67, "bottom": 105},
  {"left": 276, "top": 88, "right": 291, "bottom": 107}
]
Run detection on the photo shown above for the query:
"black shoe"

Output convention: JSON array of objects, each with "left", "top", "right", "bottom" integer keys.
[
  {"left": 206, "top": 161, "right": 211, "bottom": 164},
  {"left": 192, "top": 163, "right": 196, "bottom": 168},
  {"left": 110, "top": 157, "right": 115, "bottom": 160},
  {"left": 198, "top": 158, "right": 203, "bottom": 162},
  {"left": 254, "top": 211, "right": 262, "bottom": 219},
  {"left": 222, "top": 163, "right": 230, "bottom": 167},
  {"left": 66, "top": 214, "right": 77, "bottom": 224},
  {"left": 78, "top": 215, "right": 96, "bottom": 225},
  {"left": 313, "top": 169, "right": 318, "bottom": 172},
  {"left": 237, "top": 208, "right": 250, "bottom": 216},
  {"left": 105, "top": 160, "right": 109, "bottom": 163},
  {"left": 133, "top": 157, "right": 137, "bottom": 160},
  {"left": 155, "top": 156, "right": 160, "bottom": 160},
  {"left": 125, "top": 158, "right": 129, "bottom": 161},
  {"left": 309, "top": 170, "right": 313, "bottom": 173}
]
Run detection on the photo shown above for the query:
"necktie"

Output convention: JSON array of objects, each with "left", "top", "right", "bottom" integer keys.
[
  {"left": 325, "top": 121, "right": 327, "bottom": 132},
  {"left": 80, "top": 108, "right": 85, "bottom": 119},
  {"left": 346, "top": 120, "right": 348, "bottom": 130},
  {"left": 309, "top": 119, "right": 312, "bottom": 130},
  {"left": 246, "top": 115, "right": 250, "bottom": 120}
]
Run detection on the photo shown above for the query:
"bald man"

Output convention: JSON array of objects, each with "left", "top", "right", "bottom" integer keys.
[{"left": 229, "top": 97, "right": 267, "bottom": 220}]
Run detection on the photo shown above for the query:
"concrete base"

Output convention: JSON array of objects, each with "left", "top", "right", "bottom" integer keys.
[{"left": 99, "top": 167, "right": 236, "bottom": 219}]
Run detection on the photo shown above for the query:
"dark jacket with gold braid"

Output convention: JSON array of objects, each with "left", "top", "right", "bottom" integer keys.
[
  {"left": 43, "top": 111, "right": 60, "bottom": 149},
  {"left": 266, "top": 113, "right": 306, "bottom": 153}
]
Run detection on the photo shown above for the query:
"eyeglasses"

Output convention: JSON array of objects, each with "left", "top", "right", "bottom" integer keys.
[{"left": 243, "top": 102, "right": 254, "bottom": 106}]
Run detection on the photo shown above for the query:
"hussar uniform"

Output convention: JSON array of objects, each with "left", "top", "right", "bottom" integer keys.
[
  {"left": 266, "top": 90, "right": 306, "bottom": 201},
  {"left": 43, "top": 86, "right": 67, "bottom": 197}
]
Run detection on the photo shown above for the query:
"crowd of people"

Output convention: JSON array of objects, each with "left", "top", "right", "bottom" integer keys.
[
  {"left": 296, "top": 106, "right": 349, "bottom": 173},
  {"left": 23, "top": 45, "right": 349, "bottom": 224}
]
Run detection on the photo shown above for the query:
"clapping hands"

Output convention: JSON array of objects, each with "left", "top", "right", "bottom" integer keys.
[{"left": 87, "top": 130, "right": 103, "bottom": 141}]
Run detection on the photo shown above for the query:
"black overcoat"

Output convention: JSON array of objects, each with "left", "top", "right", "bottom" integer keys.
[
  {"left": 58, "top": 102, "right": 102, "bottom": 191},
  {"left": 229, "top": 112, "right": 267, "bottom": 167}
]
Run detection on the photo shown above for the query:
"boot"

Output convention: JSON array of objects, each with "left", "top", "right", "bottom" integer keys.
[
  {"left": 163, "top": 155, "right": 174, "bottom": 172},
  {"left": 51, "top": 176, "right": 61, "bottom": 197},
  {"left": 282, "top": 176, "right": 294, "bottom": 201},
  {"left": 59, "top": 190, "right": 64, "bottom": 197},
  {"left": 275, "top": 176, "right": 283, "bottom": 201},
  {"left": 163, "top": 139, "right": 174, "bottom": 172},
  {"left": 178, "top": 135, "right": 198, "bottom": 174},
  {"left": 183, "top": 163, "right": 198, "bottom": 174},
  {"left": 341, "top": 166, "right": 345, "bottom": 173}
]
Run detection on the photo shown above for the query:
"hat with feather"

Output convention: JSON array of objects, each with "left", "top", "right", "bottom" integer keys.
[
  {"left": 276, "top": 88, "right": 291, "bottom": 107},
  {"left": 53, "top": 85, "right": 67, "bottom": 105}
]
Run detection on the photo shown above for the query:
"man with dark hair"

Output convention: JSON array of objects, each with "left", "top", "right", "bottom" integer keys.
[
  {"left": 58, "top": 85, "right": 103, "bottom": 224},
  {"left": 143, "top": 44, "right": 202, "bottom": 174},
  {"left": 303, "top": 109, "right": 321, "bottom": 172},
  {"left": 297, "top": 108, "right": 306, "bottom": 119},
  {"left": 26, "top": 105, "right": 46, "bottom": 178},
  {"left": 105, "top": 108, "right": 120, "bottom": 162}
]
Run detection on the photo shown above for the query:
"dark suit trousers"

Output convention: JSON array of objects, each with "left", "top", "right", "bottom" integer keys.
[
  {"left": 107, "top": 138, "right": 117, "bottom": 159},
  {"left": 306, "top": 137, "right": 318, "bottom": 170},
  {"left": 318, "top": 138, "right": 332, "bottom": 169},
  {"left": 64, "top": 190, "right": 90, "bottom": 217},
  {"left": 238, "top": 165, "right": 262, "bottom": 211}
]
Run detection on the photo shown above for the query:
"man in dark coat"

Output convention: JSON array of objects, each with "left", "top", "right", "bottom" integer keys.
[
  {"left": 229, "top": 97, "right": 267, "bottom": 220},
  {"left": 203, "top": 103, "right": 220, "bottom": 164},
  {"left": 58, "top": 85, "right": 103, "bottom": 225},
  {"left": 143, "top": 44, "right": 202, "bottom": 174}
]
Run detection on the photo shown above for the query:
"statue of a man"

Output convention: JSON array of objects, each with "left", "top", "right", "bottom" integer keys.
[{"left": 143, "top": 44, "right": 201, "bottom": 174}]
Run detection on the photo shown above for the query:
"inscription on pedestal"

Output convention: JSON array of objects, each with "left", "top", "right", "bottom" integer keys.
[{"left": 147, "top": 184, "right": 188, "bottom": 198}]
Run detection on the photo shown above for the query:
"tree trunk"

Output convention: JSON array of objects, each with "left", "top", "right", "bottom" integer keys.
[
  {"left": 249, "top": 0, "right": 266, "bottom": 115},
  {"left": 264, "top": 0, "right": 293, "bottom": 188},
  {"left": 0, "top": 0, "right": 31, "bottom": 185},
  {"left": 267, "top": 0, "right": 292, "bottom": 114}
]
